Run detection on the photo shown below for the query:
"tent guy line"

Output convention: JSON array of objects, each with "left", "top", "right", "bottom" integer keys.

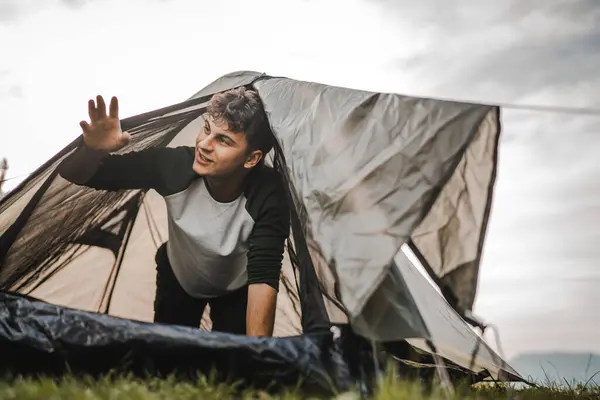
[
  {"left": 492, "top": 102, "right": 600, "bottom": 116},
  {"left": 382, "top": 91, "right": 600, "bottom": 116}
]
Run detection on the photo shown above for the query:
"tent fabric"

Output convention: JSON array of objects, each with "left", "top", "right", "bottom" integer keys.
[
  {"left": 249, "top": 76, "right": 495, "bottom": 318},
  {"left": 409, "top": 108, "right": 501, "bottom": 312},
  {"left": 0, "top": 70, "right": 522, "bottom": 388},
  {"left": 394, "top": 246, "right": 520, "bottom": 381},
  {"left": 342, "top": 242, "right": 521, "bottom": 382}
]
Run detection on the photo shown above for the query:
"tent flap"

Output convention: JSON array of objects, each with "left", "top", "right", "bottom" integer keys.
[
  {"left": 251, "top": 77, "right": 495, "bottom": 317},
  {"left": 410, "top": 107, "right": 501, "bottom": 312}
]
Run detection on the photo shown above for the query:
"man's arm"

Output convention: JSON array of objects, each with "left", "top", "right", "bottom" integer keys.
[
  {"left": 58, "top": 145, "right": 162, "bottom": 192},
  {"left": 247, "top": 283, "right": 278, "bottom": 337},
  {"left": 59, "top": 94, "right": 139, "bottom": 188},
  {"left": 58, "top": 145, "right": 195, "bottom": 195},
  {"left": 58, "top": 95, "right": 189, "bottom": 193},
  {"left": 245, "top": 172, "right": 291, "bottom": 337},
  {"left": 57, "top": 145, "right": 109, "bottom": 186}
]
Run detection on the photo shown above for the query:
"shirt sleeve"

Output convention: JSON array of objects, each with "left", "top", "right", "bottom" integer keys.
[
  {"left": 245, "top": 170, "right": 291, "bottom": 291},
  {"left": 83, "top": 146, "right": 195, "bottom": 197}
]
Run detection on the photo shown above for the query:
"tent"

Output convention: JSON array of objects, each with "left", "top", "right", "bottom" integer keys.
[{"left": 0, "top": 71, "right": 523, "bottom": 393}]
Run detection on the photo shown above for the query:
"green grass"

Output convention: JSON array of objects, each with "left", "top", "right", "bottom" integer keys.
[{"left": 0, "top": 371, "right": 598, "bottom": 400}]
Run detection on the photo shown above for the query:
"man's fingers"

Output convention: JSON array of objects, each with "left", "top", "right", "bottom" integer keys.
[
  {"left": 80, "top": 120, "right": 91, "bottom": 133},
  {"left": 120, "top": 131, "right": 131, "bottom": 146},
  {"left": 109, "top": 96, "right": 119, "bottom": 119},
  {"left": 88, "top": 99, "right": 97, "bottom": 122},
  {"left": 96, "top": 95, "right": 107, "bottom": 119}
]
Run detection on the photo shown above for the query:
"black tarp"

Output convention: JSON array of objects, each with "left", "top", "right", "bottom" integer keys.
[{"left": 0, "top": 291, "right": 353, "bottom": 394}]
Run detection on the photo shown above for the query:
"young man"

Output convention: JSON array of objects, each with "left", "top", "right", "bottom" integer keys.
[{"left": 58, "top": 87, "right": 290, "bottom": 337}]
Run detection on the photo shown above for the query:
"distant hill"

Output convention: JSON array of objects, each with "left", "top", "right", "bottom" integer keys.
[{"left": 509, "top": 352, "right": 600, "bottom": 386}]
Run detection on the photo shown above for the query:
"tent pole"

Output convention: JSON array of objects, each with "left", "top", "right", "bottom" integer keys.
[
  {"left": 426, "top": 340, "right": 455, "bottom": 397},
  {"left": 370, "top": 339, "right": 383, "bottom": 382}
]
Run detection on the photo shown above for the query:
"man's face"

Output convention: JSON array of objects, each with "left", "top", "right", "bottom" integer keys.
[{"left": 192, "top": 116, "right": 261, "bottom": 177}]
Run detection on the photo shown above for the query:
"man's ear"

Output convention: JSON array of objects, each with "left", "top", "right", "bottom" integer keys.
[{"left": 244, "top": 149, "right": 264, "bottom": 169}]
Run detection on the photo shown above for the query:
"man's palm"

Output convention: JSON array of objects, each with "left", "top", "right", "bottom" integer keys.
[{"left": 80, "top": 95, "right": 130, "bottom": 152}]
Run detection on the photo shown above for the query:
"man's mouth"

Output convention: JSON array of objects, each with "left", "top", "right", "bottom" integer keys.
[{"left": 196, "top": 151, "right": 213, "bottom": 164}]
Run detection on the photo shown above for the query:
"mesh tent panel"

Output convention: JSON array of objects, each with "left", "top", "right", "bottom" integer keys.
[
  {"left": 0, "top": 167, "right": 56, "bottom": 234},
  {"left": 103, "top": 189, "right": 167, "bottom": 321},
  {"left": 0, "top": 106, "right": 203, "bottom": 295}
]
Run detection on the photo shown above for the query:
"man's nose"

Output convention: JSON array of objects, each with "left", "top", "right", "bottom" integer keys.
[{"left": 198, "top": 134, "right": 214, "bottom": 151}]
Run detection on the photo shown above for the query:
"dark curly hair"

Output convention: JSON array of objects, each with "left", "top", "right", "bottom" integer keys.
[{"left": 206, "top": 87, "right": 274, "bottom": 156}]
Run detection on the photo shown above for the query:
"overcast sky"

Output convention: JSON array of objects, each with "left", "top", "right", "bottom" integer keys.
[{"left": 1, "top": 0, "right": 599, "bottom": 361}]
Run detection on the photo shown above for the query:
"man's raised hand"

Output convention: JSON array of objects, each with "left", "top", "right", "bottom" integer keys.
[{"left": 80, "top": 95, "right": 131, "bottom": 152}]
